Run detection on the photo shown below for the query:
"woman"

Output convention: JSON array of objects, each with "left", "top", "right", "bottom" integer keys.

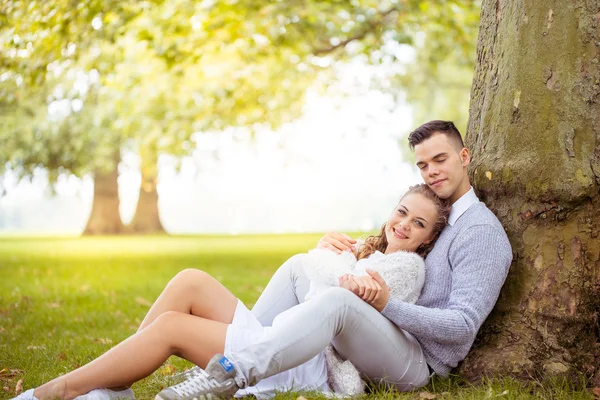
[{"left": 14, "top": 184, "right": 449, "bottom": 400}]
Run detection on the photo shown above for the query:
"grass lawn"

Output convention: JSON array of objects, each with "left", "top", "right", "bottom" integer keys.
[{"left": 0, "top": 235, "right": 595, "bottom": 400}]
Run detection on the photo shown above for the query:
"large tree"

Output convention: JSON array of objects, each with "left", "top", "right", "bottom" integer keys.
[
  {"left": 460, "top": 0, "right": 599, "bottom": 384},
  {"left": 2, "top": 0, "right": 481, "bottom": 235}
]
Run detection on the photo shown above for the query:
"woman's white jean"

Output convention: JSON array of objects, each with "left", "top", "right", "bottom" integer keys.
[{"left": 245, "top": 254, "right": 430, "bottom": 392}]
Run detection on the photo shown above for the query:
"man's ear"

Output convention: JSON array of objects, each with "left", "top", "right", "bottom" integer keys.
[{"left": 460, "top": 147, "right": 471, "bottom": 167}]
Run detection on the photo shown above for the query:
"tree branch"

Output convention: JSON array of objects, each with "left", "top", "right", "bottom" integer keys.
[{"left": 313, "top": 6, "right": 399, "bottom": 56}]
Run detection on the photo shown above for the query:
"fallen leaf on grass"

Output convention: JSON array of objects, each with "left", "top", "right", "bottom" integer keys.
[
  {"left": 420, "top": 392, "right": 437, "bottom": 399},
  {"left": 159, "top": 365, "right": 177, "bottom": 376},
  {"left": 296, "top": 396, "right": 308, "bottom": 400},
  {"left": 15, "top": 379, "right": 23, "bottom": 395},
  {"left": 3, "top": 386, "right": 10, "bottom": 392},
  {"left": 57, "top": 353, "right": 67, "bottom": 361},
  {"left": 0, "top": 369, "right": 24, "bottom": 378},
  {"left": 592, "top": 387, "right": 600, "bottom": 396},
  {"left": 47, "top": 302, "right": 61, "bottom": 309},
  {"left": 94, "top": 338, "right": 113, "bottom": 345},
  {"left": 135, "top": 297, "right": 152, "bottom": 307},
  {"left": 79, "top": 284, "right": 90, "bottom": 293}
]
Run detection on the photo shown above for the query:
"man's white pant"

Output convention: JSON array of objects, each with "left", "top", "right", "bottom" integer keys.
[{"left": 246, "top": 254, "right": 430, "bottom": 392}]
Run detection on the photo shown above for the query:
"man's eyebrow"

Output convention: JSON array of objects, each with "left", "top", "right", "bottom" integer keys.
[{"left": 432, "top": 152, "right": 449, "bottom": 159}]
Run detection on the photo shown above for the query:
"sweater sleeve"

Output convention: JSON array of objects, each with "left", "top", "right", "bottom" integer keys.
[{"left": 380, "top": 224, "right": 512, "bottom": 345}]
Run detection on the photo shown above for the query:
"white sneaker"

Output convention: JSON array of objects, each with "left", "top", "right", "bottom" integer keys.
[
  {"left": 74, "top": 388, "right": 135, "bottom": 400},
  {"left": 170, "top": 365, "right": 204, "bottom": 380},
  {"left": 12, "top": 389, "right": 38, "bottom": 400},
  {"left": 155, "top": 354, "right": 240, "bottom": 400}
]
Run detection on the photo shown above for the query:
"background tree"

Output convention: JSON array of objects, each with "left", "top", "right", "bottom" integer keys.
[
  {"left": 2, "top": 0, "right": 481, "bottom": 234},
  {"left": 460, "top": 0, "right": 599, "bottom": 384}
]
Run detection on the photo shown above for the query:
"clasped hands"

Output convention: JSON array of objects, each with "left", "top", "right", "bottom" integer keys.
[{"left": 317, "top": 232, "right": 390, "bottom": 312}]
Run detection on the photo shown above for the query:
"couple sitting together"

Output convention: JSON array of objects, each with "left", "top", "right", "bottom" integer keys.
[{"left": 15, "top": 120, "right": 513, "bottom": 400}]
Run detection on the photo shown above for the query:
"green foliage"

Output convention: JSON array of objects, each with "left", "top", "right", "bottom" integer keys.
[
  {"left": 1, "top": 0, "right": 481, "bottom": 181},
  {"left": 389, "top": 1, "right": 480, "bottom": 134},
  {"left": 0, "top": 235, "right": 595, "bottom": 399}
]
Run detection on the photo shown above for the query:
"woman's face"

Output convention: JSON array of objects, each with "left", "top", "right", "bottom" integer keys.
[{"left": 384, "top": 192, "right": 439, "bottom": 254}]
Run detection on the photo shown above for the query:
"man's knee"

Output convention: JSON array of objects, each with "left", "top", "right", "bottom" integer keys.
[{"left": 281, "top": 253, "right": 307, "bottom": 270}]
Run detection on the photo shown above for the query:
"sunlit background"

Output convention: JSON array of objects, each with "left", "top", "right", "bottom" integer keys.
[{"left": 1, "top": 1, "right": 480, "bottom": 235}]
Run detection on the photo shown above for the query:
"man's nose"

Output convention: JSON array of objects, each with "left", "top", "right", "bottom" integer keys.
[{"left": 428, "top": 166, "right": 440, "bottom": 176}]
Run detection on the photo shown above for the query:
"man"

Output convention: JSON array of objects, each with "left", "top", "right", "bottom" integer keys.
[{"left": 157, "top": 120, "right": 512, "bottom": 399}]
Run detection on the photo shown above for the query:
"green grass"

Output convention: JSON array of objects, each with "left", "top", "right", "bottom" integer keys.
[{"left": 0, "top": 235, "right": 595, "bottom": 399}]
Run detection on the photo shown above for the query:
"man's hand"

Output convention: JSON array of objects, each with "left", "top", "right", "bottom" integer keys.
[
  {"left": 339, "top": 272, "right": 390, "bottom": 311},
  {"left": 339, "top": 274, "right": 382, "bottom": 303},
  {"left": 317, "top": 232, "right": 357, "bottom": 254}
]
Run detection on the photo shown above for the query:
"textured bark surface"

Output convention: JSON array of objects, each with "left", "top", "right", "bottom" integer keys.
[
  {"left": 83, "top": 159, "right": 124, "bottom": 235},
  {"left": 126, "top": 150, "right": 165, "bottom": 234},
  {"left": 461, "top": 0, "right": 600, "bottom": 383}
]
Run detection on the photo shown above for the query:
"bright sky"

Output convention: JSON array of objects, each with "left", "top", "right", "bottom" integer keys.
[{"left": 0, "top": 62, "right": 424, "bottom": 235}]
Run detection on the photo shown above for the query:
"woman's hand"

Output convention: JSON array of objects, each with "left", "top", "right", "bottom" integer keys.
[
  {"left": 365, "top": 269, "right": 391, "bottom": 312},
  {"left": 317, "top": 232, "right": 357, "bottom": 254},
  {"left": 339, "top": 272, "right": 390, "bottom": 311}
]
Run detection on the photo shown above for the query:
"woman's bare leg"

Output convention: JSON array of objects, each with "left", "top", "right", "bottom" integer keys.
[
  {"left": 138, "top": 268, "right": 238, "bottom": 331},
  {"left": 33, "top": 311, "right": 228, "bottom": 400},
  {"left": 98, "top": 269, "right": 237, "bottom": 392}
]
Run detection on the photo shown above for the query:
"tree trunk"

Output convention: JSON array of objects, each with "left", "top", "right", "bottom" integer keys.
[
  {"left": 83, "top": 156, "right": 124, "bottom": 235},
  {"left": 460, "top": 0, "right": 600, "bottom": 384},
  {"left": 126, "top": 149, "right": 165, "bottom": 234}
]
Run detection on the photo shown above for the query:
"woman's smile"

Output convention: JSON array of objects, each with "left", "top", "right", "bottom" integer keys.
[{"left": 392, "top": 228, "right": 408, "bottom": 239}]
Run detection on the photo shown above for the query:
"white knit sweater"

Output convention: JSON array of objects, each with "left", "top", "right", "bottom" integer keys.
[
  {"left": 303, "top": 247, "right": 426, "bottom": 304},
  {"left": 302, "top": 247, "right": 426, "bottom": 396}
]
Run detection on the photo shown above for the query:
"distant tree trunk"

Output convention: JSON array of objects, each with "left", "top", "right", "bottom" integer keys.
[
  {"left": 460, "top": 0, "right": 599, "bottom": 384},
  {"left": 126, "top": 149, "right": 165, "bottom": 234},
  {"left": 83, "top": 155, "right": 124, "bottom": 235}
]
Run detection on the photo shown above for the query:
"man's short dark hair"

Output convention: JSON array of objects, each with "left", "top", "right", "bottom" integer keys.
[{"left": 408, "top": 120, "right": 464, "bottom": 150}]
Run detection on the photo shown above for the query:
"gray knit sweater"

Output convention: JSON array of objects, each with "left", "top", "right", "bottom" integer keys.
[{"left": 381, "top": 201, "right": 512, "bottom": 377}]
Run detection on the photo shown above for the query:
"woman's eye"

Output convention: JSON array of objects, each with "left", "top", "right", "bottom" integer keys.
[
  {"left": 415, "top": 221, "right": 424, "bottom": 228},
  {"left": 397, "top": 209, "right": 405, "bottom": 215}
]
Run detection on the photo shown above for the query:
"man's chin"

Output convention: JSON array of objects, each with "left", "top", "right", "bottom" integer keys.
[{"left": 430, "top": 186, "right": 451, "bottom": 199}]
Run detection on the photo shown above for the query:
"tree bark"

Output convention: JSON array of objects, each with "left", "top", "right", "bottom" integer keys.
[
  {"left": 460, "top": 0, "right": 600, "bottom": 383},
  {"left": 126, "top": 149, "right": 165, "bottom": 234},
  {"left": 83, "top": 156, "right": 124, "bottom": 235}
]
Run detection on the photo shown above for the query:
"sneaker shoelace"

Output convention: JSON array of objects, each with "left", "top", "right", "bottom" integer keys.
[
  {"left": 174, "top": 366, "right": 202, "bottom": 379},
  {"left": 171, "top": 369, "right": 222, "bottom": 397}
]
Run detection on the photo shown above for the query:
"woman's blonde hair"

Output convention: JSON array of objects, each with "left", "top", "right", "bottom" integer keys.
[{"left": 356, "top": 184, "right": 451, "bottom": 260}]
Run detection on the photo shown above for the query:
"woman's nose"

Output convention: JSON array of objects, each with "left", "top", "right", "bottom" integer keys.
[{"left": 399, "top": 220, "right": 410, "bottom": 231}]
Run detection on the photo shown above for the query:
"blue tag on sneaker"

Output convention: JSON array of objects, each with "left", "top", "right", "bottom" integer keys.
[{"left": 219, "top": 356, "right": 234, "bottom": 372}]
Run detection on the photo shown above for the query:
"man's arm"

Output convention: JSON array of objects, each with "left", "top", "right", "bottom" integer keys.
[
  {"left": 317, "top": 232, "right": 357, "bottom": 254},
  {"left": 381, "top": 224, "right": 512, "bottom": 345}
]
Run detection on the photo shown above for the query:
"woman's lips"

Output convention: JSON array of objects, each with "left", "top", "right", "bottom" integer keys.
[{"left": 393, "top": 228, "right": 408, "bottom": 239}]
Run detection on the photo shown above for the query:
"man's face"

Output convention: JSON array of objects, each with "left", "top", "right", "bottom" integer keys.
[{"left": 414, "top": 133, "right": 470, "bottom": 203}]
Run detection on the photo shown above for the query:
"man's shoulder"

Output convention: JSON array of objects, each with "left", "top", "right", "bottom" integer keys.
[{"left": 458, "top": 201, "right": 505, "bottom": 230}]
